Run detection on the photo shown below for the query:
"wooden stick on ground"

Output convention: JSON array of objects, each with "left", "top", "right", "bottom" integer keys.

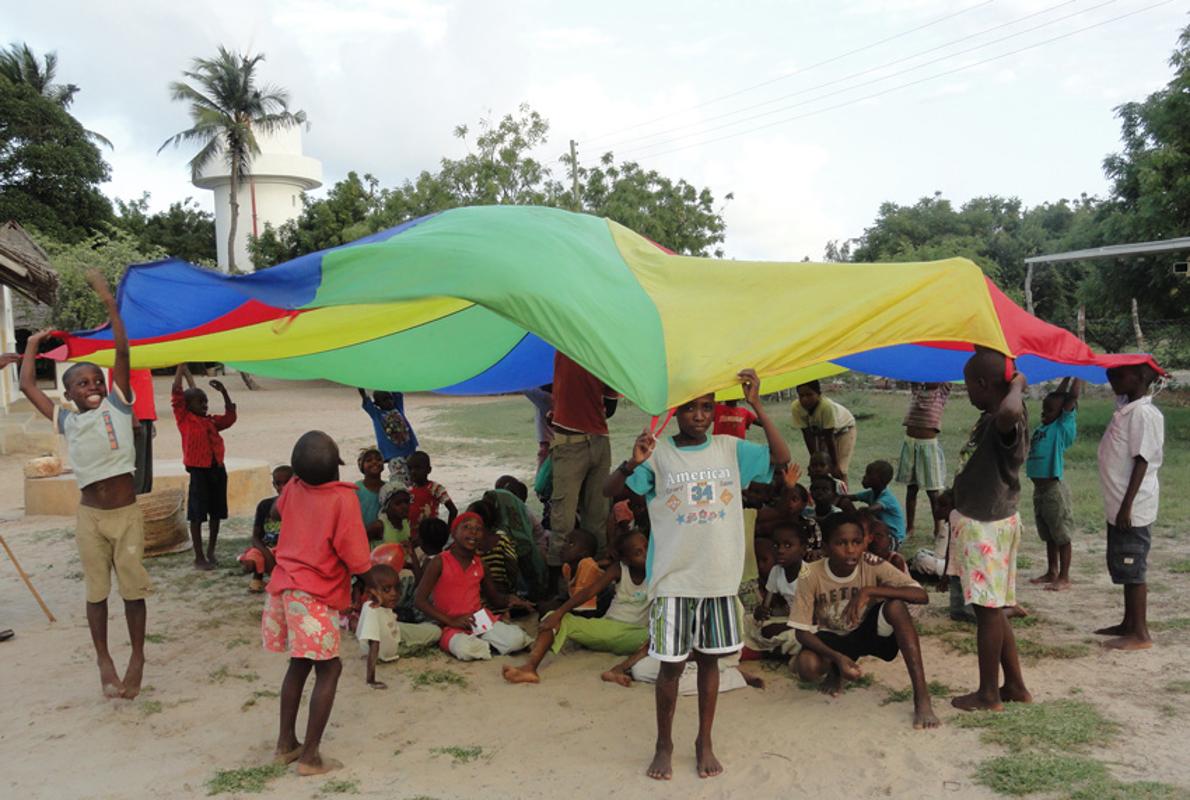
[{"left": 0, "top": 534, "right": 56, "bottom": 622}]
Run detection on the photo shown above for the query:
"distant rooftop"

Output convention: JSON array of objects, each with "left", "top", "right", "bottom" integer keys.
[{"left": 1024, "top": 237, "right": 1190, "bottom": 265}]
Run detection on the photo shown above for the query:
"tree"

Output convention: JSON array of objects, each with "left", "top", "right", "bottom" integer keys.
[
  {"left": 114, "top": 193, "right": 216, "bottom": 265},
  {"left": 0, "top": 78, "right": 113, "bottom": 242},
  {"left": 159, "top": 46, "right": 306, "bottom": 272},
  {"left": 248, "top": 105, "right": 728, "bottom": 267},
  {"left": 0, "top": 42, "right": 111, "bottom": 148},
  {"left": 35, "top": 228, "right": 165, "bottom": 330}
]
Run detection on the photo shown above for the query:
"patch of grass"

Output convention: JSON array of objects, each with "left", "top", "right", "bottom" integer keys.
[
  {"left": 240, "top": 689, "right": 280, "bottom": 711},
  {"left": 319, "top": 778, "right": 360, "bottom": 794},
  {"left": 225, "top": 637, "right": 250, "bottom": 649},
  {"left": 975, "top": 753, "right": 1108, "bottom": 796},
  {"left": 208, "top": 666, "right": 260, "bottom": 684},
  {"left": 145, "top": 633, "right": 169, "bottom": 644},
  {"left": 410, "top": 669, "right": 467, "bottom": 689},
  {"left": 941, "top": 631, "right": 979, "bottom": 656},
  {"left": 430, "top": 745, "right": 484, "bottom": 764},
  {"left": 1015, "top": 555, "right": 1034, "bottom": 570},
  {"left": 882, "top": 681, "right": 952, "bottom": 705},
  {"left": 1168, "top": 559, "right": 1190, "bottom": 574},
  {"left": 852, "top": 674, "right": 875, "bottom": 689},
  {"left": 1015, "top": 639, "right": 1091, "bottom": 660},
  {"left": 955, "top": 699, "right": 1118, "bottom": 752},
  {"left": 1165, "top": 680, "right": 1190, "bottom": 694},
  {"left": 139, "top": 700, "right": 163, "bottom": 716},
  {"left": 64, "top": 570, "right": 84, "bottom": 581},
  {"left": 205, "top": 763, "right": 287, "bottom": 795},
  {"left": 1151, "top": 617, "right": 1190, "bottom": 632},
  {"left": 1010, "top": 614, "right": 1043, "bottom": 628},
  {"left": 1068, "top": 781, "right": 1183, "bottom": 800},
  {"left": 795, "top": 678, "right": 819, "bottom": 691}
]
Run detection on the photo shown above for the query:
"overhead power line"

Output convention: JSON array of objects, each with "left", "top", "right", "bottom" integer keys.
[
  {"left": 617, "top": 0, "right": 1173, "bottom": 161},
  {"left": 599, "top": 0, "right": 1086, "bottom": 152},
  {"left": 581, "top": 0, "right": 996, "bottom": 145}
]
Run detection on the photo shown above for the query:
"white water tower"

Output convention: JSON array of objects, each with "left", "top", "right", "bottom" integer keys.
[{"left": 193, "top": 126, "right": 322, "bottom": 271}]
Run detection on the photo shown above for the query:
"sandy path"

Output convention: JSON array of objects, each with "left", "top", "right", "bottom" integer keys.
[{"left": 1, "top": 379, "right": 1187, "bottom": 799}]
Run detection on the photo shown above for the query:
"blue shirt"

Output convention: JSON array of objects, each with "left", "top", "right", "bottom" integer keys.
[
  {"left": 1026, "top": 409, "right": 1077, "bottom": 480},
  {"left": 855, "top": 486, "right": 906, "bottom": 547},
  {"left": 362, "top": 395, "right": 418, "bottom": 461}
]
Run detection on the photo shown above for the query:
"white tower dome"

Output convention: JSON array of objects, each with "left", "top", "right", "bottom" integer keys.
[{"left": 193, "top": 126, "right": 322, "bottom": 271}]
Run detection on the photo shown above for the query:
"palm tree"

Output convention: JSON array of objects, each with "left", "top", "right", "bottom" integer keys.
[
  {"left": 158, "top": 46, "right": 306, "bottom": 273},
  {"left": 0, "top": 42, "right": 111, "bottom": 147}
]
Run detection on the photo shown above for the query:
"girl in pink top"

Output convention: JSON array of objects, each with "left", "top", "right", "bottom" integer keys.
[{"left": 415, "top": 512, "right": 534, "bottom": 660}]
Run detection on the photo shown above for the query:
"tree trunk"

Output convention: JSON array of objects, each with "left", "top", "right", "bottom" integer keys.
[
  {"left": 1024, "top": 263, "right": 1035, "bottom": 315},
  {"left": 227, "top": 160, "right": 239, "bottom": 272},
  {"left": 238, "top": 370, "right": 260, "bottom": 391},
  {"left": 1076, "top": 304, "right": 1086, "bottom": 342},
  {"left": 1130, "top": 298, "right": 1147, "bottom": 351}
]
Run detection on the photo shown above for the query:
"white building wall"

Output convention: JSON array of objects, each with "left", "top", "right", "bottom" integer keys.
[
  {"left": 0, "top": 286, "right": 17, "bottom": 408},
  {"left": 195, "top": 127, "right": 322, "bottom": 272}
]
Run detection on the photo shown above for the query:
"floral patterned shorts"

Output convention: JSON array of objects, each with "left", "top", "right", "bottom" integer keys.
[
  {"left": 945, "top": 511, "right": 1021, "bottom": 609},
  {"left": 262, "top": 589, "right": 341, "bottom": 660}
]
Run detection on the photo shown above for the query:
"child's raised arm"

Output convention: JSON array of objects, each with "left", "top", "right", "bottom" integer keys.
[
  {"left": 603, "top": 430, "right": 655, "bottom": 498},
  {"left": 19, "top": 331, "right": 55, "bottom": 421},
  {"left": 86, "top": 271, "right": 130, "bottom": 401},
  {"left": 995, "top": 371, "right": 1027, "bottom": 435},
  {"left": 208, "top": 379, "right": 237, "bottom": 429},
  {"left": 739, "top": 368, "right": 791, "bottom": 466},
  {"left": 1064, "top": 377, "right": 1083, "bottom": 413},
  {"left": 172, "top": 363, "right": 195, "bottom": 393}
]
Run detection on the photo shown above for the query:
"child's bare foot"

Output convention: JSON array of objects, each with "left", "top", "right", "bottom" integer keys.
[
  {"left": 1094, "top": 623, "right": 1127, "bottom": 636},
  {"left": 1044, "top": 579, "right": 1071, "bottom": 592},
  {"left": 98, "top": 656, "right": 124, "bottom": 698},
  {"left": 1103, "top": 635, "right": 1152, "bottom": 651},
  {"left": 646, "top": 742, "right": 673, "bottom": 780},
  {"left": 248, "top": 577, "right": 265, "bottom": 593},
  {"left": 501, "top": 664, "right": 540, "bottom": 684},
  {"left": 600, "top": 669, "right": 632, "bottom": 688},
  {"left": 194, "top": 558, "right": 213, "bottom": 571},
  {"left": 273, "top": 743, "right": 303, "bottom": 765},
  {"left": 1029, "top": 571, "right": 1057, "bottom": 585},
  {"left": 205, "top": 552, "right": 218, "bottom": 567},
  {"left": 296, "top": 755, "right": 342, "bottom": 776},
  {"left": 999, "top": 683, "right": 1033, "bottom": 704},
  {"left": 695, "top": 737, "right": 723, "bottom": 779},
  {"left": 1005, "top": 605, "right": 1028, "bottom": 619},
  {"left": 120, "top": 653, "right": 145, "bottom": 699},
  {"left": 742, "top": 672, "right": 765, "bottom": 689},
  {"left": 950, "top": 691, "right": 1003, "bottom": 712},
  {"left": 820, "top": 668, "right": 845, "bottom": 697},
  {"left": 913, "top": 699, "right": 942, "bottom": 729}
]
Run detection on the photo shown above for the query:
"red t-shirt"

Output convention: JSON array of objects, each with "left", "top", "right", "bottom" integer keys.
[
  {"left": 552, "top": 352, "right": 615, "bottom": 436},
  {"left": 107, "top": 369, "right": 157, "bottom": 422},
  {"left": 172, "top": 387, "right": 236, "bottom": 467},
  {"left": 713, "top": 404, "right": 757, "bottom": 439},
  {"left": 267, "top": 479, "right": 373, "bottom": 610}
]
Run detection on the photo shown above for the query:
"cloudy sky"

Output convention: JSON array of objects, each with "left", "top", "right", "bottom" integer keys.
[{"left": 7, "top": 0, "right": 1186, "bottom": 259}]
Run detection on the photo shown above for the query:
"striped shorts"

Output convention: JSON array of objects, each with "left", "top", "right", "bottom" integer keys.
[
  {"left": 649, "top": 595, "right": 742, "bottom": 662},
  {"left": 895, "top": 435, "right": 947, "bottom": 491}
]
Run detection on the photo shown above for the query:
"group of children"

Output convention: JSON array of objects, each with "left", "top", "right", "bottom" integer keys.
[{"left": 21, "top": 273, "right": 1167, "bottom": 783}]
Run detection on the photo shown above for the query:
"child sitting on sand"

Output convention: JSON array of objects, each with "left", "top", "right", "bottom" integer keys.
[
  {"left": 792, "top": 513, "right": 939, "bottom": 729},
  {"left": 377, "top": 481, "right": 411, "bottom": 544},
  {"left": 414, "top": 512, "right": 534, "bottom": 661},
  {"left": 560, "top": 530, "right": 602, "bottom": 615},
  {"left": 354, "top": 448, "right": 385, "bottom": 538},
  {"left": 865, "top": 516, "right": 908, "bottom": 574},
  {"left": 1026, "top": 377, "right": 1081, "bottom": 591},
  {"left": 172, "top": 364, "right": 237, "bottom": 570},
  {"left": 743, "top": 521, "right": 809, "bottom": 661},
  {"left": 604, "top": 368, "right": 789, "bottom": 780},
  {"left": 503, "top": 530, "right": 651, "bottom": 684},
  {"left": 263, "top": 431, "right": 378, "bottom": 776},
  {"left": 406, "top": 451, "right": 458, "bottom": 529},
  {"left": 20, "top": 272, "right": 152, "bottom": 700},
  {"left": 844, "top": 460, "right": 907, "bottom": 549},
  {"left": 239, "top": 465, "right": 294, "bottom": 593},
  {"left": 356, "top": 564, "right": 440, "bottom": 688}
]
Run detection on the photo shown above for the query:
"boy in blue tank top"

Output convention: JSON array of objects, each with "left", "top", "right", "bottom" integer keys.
[{"left": 604, "top": 368, "right": 790, "bottom": 781}]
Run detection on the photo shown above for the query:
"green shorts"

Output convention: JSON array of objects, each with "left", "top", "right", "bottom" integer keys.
[
  {"left": 1033, "top": 480, "right": 1074, "bottom": 546},
  {"left": 549, "top": 613, "right": 647, "bottom": 656},
  {"left": 896, "top": 435, "right": 946, "bottom": 491}
]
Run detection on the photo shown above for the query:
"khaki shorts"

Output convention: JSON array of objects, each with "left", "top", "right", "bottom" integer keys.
[
  {"left": 1033, "top": 480, "right": 1074, "bottom": 546},
  {"left": 76, "top": 503, "right": 153, "bottom": 603}
]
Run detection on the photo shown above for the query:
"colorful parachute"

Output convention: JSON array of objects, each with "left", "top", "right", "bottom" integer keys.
[{"left": 57, "top": 205, "right": 1161, "bottom": 414}]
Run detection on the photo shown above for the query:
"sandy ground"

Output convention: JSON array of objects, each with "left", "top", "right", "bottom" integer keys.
[{"left": 1, "top": 377, "right": 1188, "bottom": 800}]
